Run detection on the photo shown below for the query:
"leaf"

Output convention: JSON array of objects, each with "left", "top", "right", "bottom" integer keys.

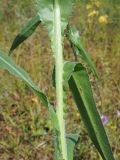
[
  {"left": 66, "top": 133, "right": 79, "bottom": 160},
  {"left": 54, "top": 130, "right": 62, "bottom": 160},
  {"left": 63, "top": 61, "right": 78, "bottom": 84},
  {"left": 0, "top": 51, "right": 47, "bottom": 106},
  {"left": 53, "top": 61, "right": 114, "bottom": 159},
  {"left": 36, "top": 0, "right": 74, "bottom": 43},
  {"left": 0, "top": 50, "right": 58, "bottom": 130},
  {"left": 52, "top": 61, "right": 78, "bottom": 88},
  {"left": 67, "top": 26, "right": 99, "bottom": 79},
  {"left": 66, "top": 62, "right": 115, "bottom": 160},
  {"left": 9, "top": 14, "right": 41, "bottom": 54},
  {"left": 54, "top": 132, "right": 79, "bottom": 160}
]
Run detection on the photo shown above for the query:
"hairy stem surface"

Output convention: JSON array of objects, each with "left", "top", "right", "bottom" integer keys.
[{"left": 53, "top": 0, "right": 68, "bottom": 160}]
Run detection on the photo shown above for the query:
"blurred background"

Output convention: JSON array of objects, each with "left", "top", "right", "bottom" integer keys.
[{"left": 0, "top": 0, "right": 120, "bottom": 159}]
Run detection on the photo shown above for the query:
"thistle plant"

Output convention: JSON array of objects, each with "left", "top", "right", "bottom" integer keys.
[{"left": 0, "top": 1, "right": 115, "bottom": 160}]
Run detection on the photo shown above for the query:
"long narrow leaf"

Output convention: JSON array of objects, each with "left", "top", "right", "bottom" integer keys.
[
  {"left": 0, "top": 51, "right": 47, "bottom": 106},
  {"left": 0, "top": 51, "right": 58, "bottom": 130},
  {"left": 53, "top": 61, "right": 114, "bottom": 159},
  {"left": 67, "top": 26, "right": 99, "bottom": 79},
  {"left": 9, "top": 14, "right": 41, "bottom": 54},
  {"left": 65, "top": 62, "right": 115, "bottom": 160}
]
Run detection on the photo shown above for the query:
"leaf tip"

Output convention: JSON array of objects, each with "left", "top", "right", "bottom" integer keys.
[{"left": 8, "top": 49, "right": 12, "bottom": 56}]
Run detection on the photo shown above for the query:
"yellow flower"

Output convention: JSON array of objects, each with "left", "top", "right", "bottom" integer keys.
[
  {"left": 86, "top": 4, "right": 92, "bottom": 10},
  {"left": 76, "top": 112, "right": 80, "bottom": 117},
  {"left": 98, "top": 15, "right": 108, "bottom": 24},
  {"left": 95, "top": 1, "right": 101, "bottom": 8},
  {"left": 88, "top": 10, "right": 98, "bottom": 17},
  {"left": 31, "top": 96, "right": 38, "bottom": 104}
]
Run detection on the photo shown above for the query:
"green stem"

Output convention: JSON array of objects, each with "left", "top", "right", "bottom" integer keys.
[{"left": 53, "top": 0, "right": 68, "bottom": 160}]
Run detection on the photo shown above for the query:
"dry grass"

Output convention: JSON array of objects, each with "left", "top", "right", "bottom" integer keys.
[{"left": 0, "top": 1, "right": 120, "bottom": 159}]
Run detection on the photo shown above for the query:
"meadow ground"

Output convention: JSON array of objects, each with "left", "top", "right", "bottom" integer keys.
[{"left": 0, "top": 1, "right": 120, "bottom": 159}]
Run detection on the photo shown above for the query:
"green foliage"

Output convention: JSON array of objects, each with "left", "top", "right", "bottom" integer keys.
[
  {"left": 54, "top": 133, "right": 79, "bottom": 160},
  {"left": 67, "top": 62, "right": 114, "bottom": 160},
  {"left": 0, "top": 50, "right": 58, "bottom": 131},
  {"left": 36, "top": 0, "right": 74, "bottom": 49},
  {"left": 9, "top": 14, "right": 41, "bottom": 54},
  {"left": 53, "top": 60, "right": 115, "bottom": 159},
  {"left": 36, "top": 0, "right": 74, "bottom": 35},
  {"left": 0, "top": 50, "right": 48, "bottom": 107},
  {"left": 0, "top": 0, "right": 116, "bottom": 160},
  {"left": 67, "top": 26, "right": 99, "bottom": 79},
  {"left": 66, "top": 134, "right": 79, "bottom": 160}
]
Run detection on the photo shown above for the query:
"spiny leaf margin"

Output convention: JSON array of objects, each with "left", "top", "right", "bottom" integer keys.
[
  {"left": 36, "top": 0, "right": 75, "bottom": 42},
  {"left": 67, "top": 25, "right": 99, "bottom": 79}
]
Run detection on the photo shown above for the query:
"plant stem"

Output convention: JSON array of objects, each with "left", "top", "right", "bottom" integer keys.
[{"left": 53, "top": 0, "right": 68, "bottom": 160}]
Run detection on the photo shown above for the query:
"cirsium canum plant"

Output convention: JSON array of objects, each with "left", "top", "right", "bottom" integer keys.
[{"left": 0, "top": 1, "right": 115, "bottom": 160}]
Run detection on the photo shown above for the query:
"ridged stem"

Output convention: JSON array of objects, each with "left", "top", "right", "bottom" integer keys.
[{"left": 53, "top": 0, "right": 68, "bottom": 160}]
